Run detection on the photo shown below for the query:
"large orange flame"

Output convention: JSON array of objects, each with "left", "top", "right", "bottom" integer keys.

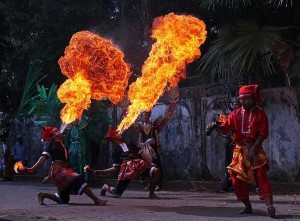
[
  {"left": 58, "top": 31, "right": 132, "bottom": 124},
  {"left": 117, "top": 13, "right": 207, "bottom": 132}
]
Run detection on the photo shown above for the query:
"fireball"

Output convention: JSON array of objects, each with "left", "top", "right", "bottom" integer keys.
[
  {"left": 58, "top": 31, "right": 132, "bottom": 124},
  {"left": 117, "top": 13, "right": 207, "bottom": 132}
]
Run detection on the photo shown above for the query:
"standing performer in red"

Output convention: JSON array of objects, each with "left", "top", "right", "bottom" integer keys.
[
  {"left": 207, "top": 84, "right": 276, "bottom": 218},
  {"left": 25, "top": 126, "right": 107, "bottom": 206}
]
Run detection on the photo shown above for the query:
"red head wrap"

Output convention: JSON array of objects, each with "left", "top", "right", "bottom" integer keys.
[
  {"left": 239, "top": 84, "right": 261, "bottom": 105},
  {"left": 42, "top": 126, "right": 59, "bottom": 141}
]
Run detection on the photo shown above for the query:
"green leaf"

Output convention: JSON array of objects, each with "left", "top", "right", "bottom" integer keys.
[
  {"left": 40, "top": 86, "right": 48, "bottom": 101},
  {"left": 47, "top": 84, "right": 58, "bottom": 101},
  {"left": 197, "top": 20, "right": 282, "bottom": 82},
  {"left": 15, "top": 59, "right": 47, "bottom": 120}
]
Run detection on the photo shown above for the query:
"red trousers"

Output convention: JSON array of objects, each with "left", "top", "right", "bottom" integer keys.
[{"left": 231, "top": 165, "right": 272, "bottom": 201}]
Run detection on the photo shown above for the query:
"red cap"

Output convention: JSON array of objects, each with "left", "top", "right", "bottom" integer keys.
[
  {"left": 104, "top": 125, "right": 123, "bottom": 144},
  {"left": 42, "top": 126, "right": 59, "bottom": 141},
  {"left": 239, "top": 84, "right": 261, "bottom": 104}
]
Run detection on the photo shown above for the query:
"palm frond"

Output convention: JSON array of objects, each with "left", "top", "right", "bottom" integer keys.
[
  {"left": 29, "top": 83, "right": 62, "bottom": 128},
  {"left": 15, "top": 60, "right": 47, "bottom": 119},
  {"left": 197, "top": 20, "right": 282, "bottom": 83},
  {"left": 261, "top": 54, "right": 276, "bottom": 76},
  {"left": 266, "top": 0, "right": 293, "bottom": 8},
  {"left": 199, "top": 0, "right": 293, "bottom": 9},
  {"left": 200, "top": 0, "right": 253, "bottom": 9}
]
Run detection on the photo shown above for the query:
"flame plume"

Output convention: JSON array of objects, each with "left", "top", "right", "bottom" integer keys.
[
  {"left": 58, "top": 31, "right": 132, "bottom": 124},
  {"left": 117, "top": 13, "right": 207, "bottom": 132},
  {"left": 57, "top": 73, "right": 91, "bottom": 123}
]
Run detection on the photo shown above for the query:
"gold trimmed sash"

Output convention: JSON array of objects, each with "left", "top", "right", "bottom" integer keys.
[{"left": 227, "top": 144, "right": 269, "bottom": 183}]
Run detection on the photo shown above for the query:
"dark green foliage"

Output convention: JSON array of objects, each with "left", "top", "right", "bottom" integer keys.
[
  {"left": 29, "top": 83, "right": 62, "bottom": 128},
  {"left": 15, "top": 60, "right": 46, "bottom": 120},
  {"left": 196, "top": 0, "right": 300, "bottom": 85}
]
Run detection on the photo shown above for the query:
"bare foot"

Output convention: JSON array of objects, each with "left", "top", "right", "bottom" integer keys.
[
  {"left": 267, "top": 206, "right": 276, "bottom": 218},
  {"left": 100, "top": 184, "right": 108, "bottom": 196},
  {"left": 149, "top": 193, "right": 160, "bottom": 199},
  {"left": 95, "top": 198, "right": 107, "bottom": 206},
  {"left": 37, "top": 192, "right": 46, "bottom": 205},
  {"left": 238, "top": 206, "right": 252, "bottom": 214}
]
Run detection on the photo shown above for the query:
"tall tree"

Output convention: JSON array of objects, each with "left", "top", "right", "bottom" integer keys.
[
  {"left": 0, "top": 0, "right": 115, "bottom": 112},
  {"left": 195, "top": 0, "right": 300, "bottom": 86}
]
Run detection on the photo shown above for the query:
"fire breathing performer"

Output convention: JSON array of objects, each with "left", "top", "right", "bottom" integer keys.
[
  {"left": 23, "top": 126, "right": 107, "bottom": 206},
  {"left": 206, "top": 84, "right": 276, "bottom": 218},
  {"left": 86, "top": 126, "right": 161, "bottom": 199},
  {"left": 136, "top": 110, "right": 163, "bottom": 190},
  {"left": 136, "top": 89, "right": 178, "bottom": 190}
]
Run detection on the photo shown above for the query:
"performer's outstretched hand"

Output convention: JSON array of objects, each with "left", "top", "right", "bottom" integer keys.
[
  {"left": 93, "top": 170, "right": 106, "bottom": 176},
  {"left": 84, "top": 165, "right": 94, "bottom": 173},
  {"left": 206, "top": 122, "right": 218, "bottom": 136},
  {"left": 83, "top": 165, "right": 90, "bottom": 172},
  {"left": 19, "top": 167, "right": 35, "bottom": 174},
  {"left": 84, "top": 165, "right": 105, "bottom": 176}
]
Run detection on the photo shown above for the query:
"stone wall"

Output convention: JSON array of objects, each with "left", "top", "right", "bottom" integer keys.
[
  {"left": 155, "top": 86, "right": 300, "bottom": 182},
  {"left": 263, "top": 88, "right": 300, "bottom": 181}
]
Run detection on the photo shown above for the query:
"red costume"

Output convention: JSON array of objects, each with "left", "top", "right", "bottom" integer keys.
[
  {"left": 218, "top": 85, "right": 272, "bottom": 201},
  {"left": 103, "top": 126, "right": 155, "bottom": 197},
  {"left": 41, "top": 126, "right": 87, "bottom": 203}
]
